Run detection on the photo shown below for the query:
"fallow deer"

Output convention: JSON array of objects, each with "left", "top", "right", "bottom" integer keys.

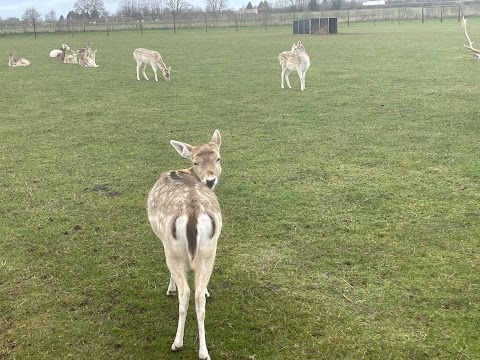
[
  {"left": 79, "top": 49, "right": 99, "bottom": 68},
  {"left": 8, "top": 52, "right": 31, "bottom": 67},
  {"left": 133, "top": 48, "right": 171, "bottom": 81},
  {"left": 64, "top": 50, "right": 79, "bottom": 64},
  {"left": 147, "top": 130, "right": 222, "bottom": 360},
  {"left": 279, "top": 40, "right": 311, "bottom": 91},
  {"left": 56, "top": 45, "right": 68, "bottom": 61},
  {"left": 50, "top": 44, "right": 69, "bottom": 58}
]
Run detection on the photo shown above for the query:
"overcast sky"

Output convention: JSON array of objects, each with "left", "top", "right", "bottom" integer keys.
[{"left": 0, "top": 0, "right": 248, "bottom": 19}]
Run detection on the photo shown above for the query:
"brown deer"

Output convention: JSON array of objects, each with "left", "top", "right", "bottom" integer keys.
[
  {"left": 133, "top": 48, "right": 171, "bottom": 81},
  {"left": 147, "top": 130, "right": 222, "bottom": 360}
]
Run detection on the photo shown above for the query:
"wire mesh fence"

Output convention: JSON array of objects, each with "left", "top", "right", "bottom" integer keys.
[{"left": 2, "top": 4, "right": 480, "bottom": 36}]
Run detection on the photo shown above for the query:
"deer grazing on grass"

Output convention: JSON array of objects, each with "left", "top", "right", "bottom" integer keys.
[
  {"left": 133, "top": 48, "right": 171, "bottom": 81},
  {"left": 147, "top": 130, "right": 222, "bottom": 360},
  {"left": 50, "top": 44, "right": 69, "bottom": 58},
  {"left": 461, "top": 16, "right": 480, "bottom": 60},
  {"left": 64, "top": 50, "right": 79, "bottom": 64},
  {"left": 279, "top": 40, "right": 311, "bottom": 91},
  {"left": 8, "top": 52, "right": 31, "bottom": 67}
]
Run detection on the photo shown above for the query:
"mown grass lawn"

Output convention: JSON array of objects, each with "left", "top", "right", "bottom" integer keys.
[{"left": 1, "top": 19, "right": 479, "bottom": 359}]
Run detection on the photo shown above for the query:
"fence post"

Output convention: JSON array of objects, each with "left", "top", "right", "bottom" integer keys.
[
  {"left": 205, "top": 12, "right": 208, "bottom": 32},
  {"left": 422, "top": 7, "right": 424, "bottom": 23},
  {"left": 173, "top": 11, "right": 176, "bottom": 33},
  {"left": 33, "top": 18, "right": 37, "bottom": 39}
]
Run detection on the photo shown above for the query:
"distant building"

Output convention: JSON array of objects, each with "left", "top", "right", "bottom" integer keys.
[
  {"left": 363, "top": 0, "right": 385, "bottom": 5},
  {"left": 237, "top": 8, "right": 258, "bottom": 14}
]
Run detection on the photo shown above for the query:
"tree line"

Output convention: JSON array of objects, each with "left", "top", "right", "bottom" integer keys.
[{"left": 2, "top": 0, "right": 467, "bottom": 24}]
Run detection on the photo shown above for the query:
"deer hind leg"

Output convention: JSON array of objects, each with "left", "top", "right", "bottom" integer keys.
[
  {"left": 168, "top": 261, "right": 190, "bottom": 351},
  {"left": 281, "top": 66, "right": 286, "bottom": 89},
  {"left": 194, "top": 257, "right": 215, "bottom": 360},
  {"left": 141, "top": 63, "right": 149, "bottom": 81},
  {"left": 284, "top": 69, "right": 292, "bottom": 89},
  {"left": 166, "top": 273, "right": 176, "bottom": 295}
]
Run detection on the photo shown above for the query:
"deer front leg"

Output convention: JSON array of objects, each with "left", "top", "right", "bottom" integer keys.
[
  {"left": 281, "top": 68, "right": 285, "bottom": 89},
  {"left": 152, "top": 64, "right": 159, "bottom": 81},
  {"left": 136, "top": 62, "right": 142, "bottom": 80},
  {"left": 297, "top": 69, "right": 305, "bottom": 91}
]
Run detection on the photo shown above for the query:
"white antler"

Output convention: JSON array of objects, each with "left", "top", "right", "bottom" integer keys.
[{"left": 462, "top": 16, "right": 480, "bottom": 57}]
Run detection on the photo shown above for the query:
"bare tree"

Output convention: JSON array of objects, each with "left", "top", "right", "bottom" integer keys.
[
  {"left": 74, "top": 0, "right": 106, "bottom": 18},
  {"left": 117, "top": 0, "right": 136, "bottom": 17},
  {"left": 22, "top": 8, "right": 41, "bottom": 23},
  {"left": 45, "top": 10, "right": 56, "bottom": 22},
  {"left": 165, "top": 0, "right": 191, "bottom": 14},
  {"left": 206, "top": 0, "right": 229, "bottom": 13},
  {"left": 150, "top": 0, "right": 163, "bottom": 17}
]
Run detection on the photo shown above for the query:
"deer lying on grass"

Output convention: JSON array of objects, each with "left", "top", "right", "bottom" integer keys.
[
  {"left": 147, "top": 130, "right": 222, "bottom": 360},
  {"left": 64, "top": 50, "right": 79, "bottom": 64},
  {"left": 56, "top": 45, "right": 69, "bottom": 61},
  {"left": 50, "top": 44, "right": 69, "bottom": 58},
  {"left": 8, "top": 52, "right": 31, "bottom": 67},
  {"left": 78, "top": 43, "right": 92, "bottom": 57},
  {"left": 461, "top": 16, "right": 480, "bottom": 60},
  {"left": 133, "top": 48, "right": 171, "bottom": 81},
  {"left": 79, "top": 49, "right": 99, "bottom": 68},
  {"left": 279, "top": 40, "right": 311, "bottom": 91}
]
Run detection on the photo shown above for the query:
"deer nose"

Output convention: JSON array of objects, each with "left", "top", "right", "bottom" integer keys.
[{"left": 205, "top": 178, "right": 216, "bottom": 189}]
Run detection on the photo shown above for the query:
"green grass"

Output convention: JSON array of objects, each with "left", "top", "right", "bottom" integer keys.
[{"left": 1, "top": 20, "right": 479, "bottom": 359}]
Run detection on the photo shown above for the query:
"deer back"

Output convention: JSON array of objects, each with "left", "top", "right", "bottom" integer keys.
[{"left": 147, "top": 130, "right": 222, "bottom": 261}]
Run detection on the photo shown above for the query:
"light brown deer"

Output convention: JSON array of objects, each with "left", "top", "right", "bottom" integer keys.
[
  {"left": 147, "top": 130, "right": 222, "bottom": 360},
  {"left": 64, "top": 50, "right": 79, "bottom": 64},
  {"left": 133, "top": 48, "right": 171, "bottom": 81},
  {"left": 79, "top": 49, "right": 99, "bottom": 68},
  {"left": 8, "top": 52, "right": 31, "bottom": 67},
  {"left": 279, "top": 40, "right": 311, "bottom": 91}
]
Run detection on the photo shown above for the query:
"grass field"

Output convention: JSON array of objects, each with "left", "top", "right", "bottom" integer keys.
[{"left": 1, "top": 20, "right": 479, "bottom": 359}]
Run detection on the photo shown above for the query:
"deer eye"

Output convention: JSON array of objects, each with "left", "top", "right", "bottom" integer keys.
[
  {"left": 193, "top": 162, "right": 199, "bottom": 166},
  {"left": 216, "top": 158, "right": 221, "bottom": 163}
]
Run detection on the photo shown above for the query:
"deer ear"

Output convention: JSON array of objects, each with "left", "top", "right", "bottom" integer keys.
[
  {"left": 211, "top": 130, "right": 221, "bottom": 149},
  {"left": 171, "top": 140, "right": 193, "bottom": 159}
]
